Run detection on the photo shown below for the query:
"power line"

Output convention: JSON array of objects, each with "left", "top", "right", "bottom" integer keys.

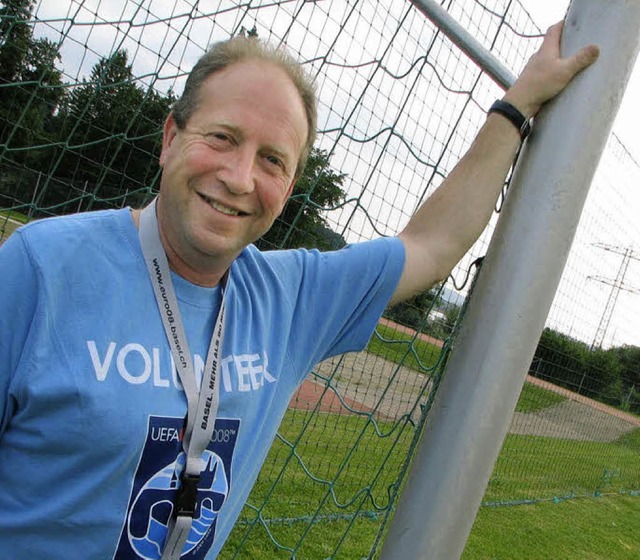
[{"left": 588, "top": 243, "right": 640, "bottom": 349}]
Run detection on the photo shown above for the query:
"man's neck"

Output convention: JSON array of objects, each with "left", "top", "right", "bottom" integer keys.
[{"left": 130, "top": 207, "right": 229, "bottom": 288}]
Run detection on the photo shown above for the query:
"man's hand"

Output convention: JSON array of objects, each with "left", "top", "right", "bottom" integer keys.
[{"left": 504, "top": 21, "right": 600, "bottom": 118}]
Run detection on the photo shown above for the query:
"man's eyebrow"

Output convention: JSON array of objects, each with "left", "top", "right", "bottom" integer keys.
[
  {"left": 262, "top": 146, "right": 289, "bottom": 160},
  {"left": 205, "top": 122, "right": 243, "bottom": 137}
]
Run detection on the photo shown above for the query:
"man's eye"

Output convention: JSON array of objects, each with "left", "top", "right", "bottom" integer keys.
[
  {"left": 265, "top": 154, "right": 284, "bottom": 168},
  {"left": 207, "top": 132, "right": 231, "bottom": 144}
]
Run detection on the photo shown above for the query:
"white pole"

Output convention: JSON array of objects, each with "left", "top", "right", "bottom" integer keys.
[{"left": 380, "top": 1, "right": 640, "bottom": 559}]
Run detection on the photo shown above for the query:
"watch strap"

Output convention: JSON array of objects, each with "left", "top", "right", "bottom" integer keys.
[{"left": 488, "top": 99, "right": 532, "bottom": 140}]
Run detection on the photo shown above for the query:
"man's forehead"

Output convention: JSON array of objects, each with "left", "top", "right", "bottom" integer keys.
[{"left": 194, "top": 60, "right": 307, "bottom": 138}]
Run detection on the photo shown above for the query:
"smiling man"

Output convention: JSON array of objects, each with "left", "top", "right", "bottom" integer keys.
[
  {"left": 146, "top": 56, "right": 310, "bottom": 288},
  {"left": 0, "top": 26, "right": 597, "bottom": 560}
]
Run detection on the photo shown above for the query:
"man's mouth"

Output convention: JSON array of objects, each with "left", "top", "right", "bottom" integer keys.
[{"left": 198, "top": 192, "right": 246, "bottom": 216}]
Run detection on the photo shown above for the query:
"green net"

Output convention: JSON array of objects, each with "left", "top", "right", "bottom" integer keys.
[{"left": 2, "top": 0, "right": 639, "bottom": 558}]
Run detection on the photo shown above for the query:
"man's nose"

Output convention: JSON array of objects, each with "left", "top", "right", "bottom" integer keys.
[{"left": 218, "top": 147, "right": 255, "bottom": 195}]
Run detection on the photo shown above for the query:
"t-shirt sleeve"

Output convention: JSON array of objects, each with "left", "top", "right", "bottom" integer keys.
[
  {"left": 0, "top": 231, "right": 39, "bottom": 436},
  {"left": 284, "top": 236, "right": 405, "bottom": 373}
]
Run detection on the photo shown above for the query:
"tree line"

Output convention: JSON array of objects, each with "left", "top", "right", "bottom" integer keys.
[
  {"left": 532, "top": 328, "right": 640, "bottom": 414},
  {"left": 0, "top": 0, "right": 347, "bottom": 251}
]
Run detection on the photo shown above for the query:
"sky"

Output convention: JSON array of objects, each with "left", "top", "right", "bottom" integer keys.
[{"left": 520, "top": 0, "right": 640, "bottom": 164}]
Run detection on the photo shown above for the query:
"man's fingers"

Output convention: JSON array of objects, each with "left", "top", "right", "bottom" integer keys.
[
  {"left": 544, "top": 21, "right": 564, "bottom": 46},
  {"left": 569, "top": 44, "right": 600, "bottom": 74},
  {"left": 543, "top": 19, "right": 599, "bottom": 76},
  {"left": 545, "top": 19, "right": 600, "bottom": 84}
]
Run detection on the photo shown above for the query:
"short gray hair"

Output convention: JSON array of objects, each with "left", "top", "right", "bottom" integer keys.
[{"left": 172, "top": 36, "right": 317, "bottom": 178}]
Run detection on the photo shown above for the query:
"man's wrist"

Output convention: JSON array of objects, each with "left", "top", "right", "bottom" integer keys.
[
  {"left": 501, "top": 87, "right": 540, "bottom": 119},
  {"left": 488, "top": 99, "right": 533, "bottom": 140}
]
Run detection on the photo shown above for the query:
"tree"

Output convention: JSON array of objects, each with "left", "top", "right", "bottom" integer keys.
[
  {"left": 0, "top": 0, "right": 33, "bottom": 89},
  {"left": 0, "top": 0, "right": 63, "bottom": 167},
  {"left": 613, "top": 345, "right": 640, "bottom": 412},
  {"left": 530, "top": 328, "right": 630, "bottom": 408},
  {"left": 258, "top": 147, "right": 348, "bottom": 251},
  {"left": 48, "top": 49, "right": 174, "bottom": 212},
  {"left": 582, "top": 347, "right": 623, "bottom": 406}
]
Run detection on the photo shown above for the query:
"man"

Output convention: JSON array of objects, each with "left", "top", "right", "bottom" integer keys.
[{"left": 0, "top": 23, "right": 597, "bottom": 559}]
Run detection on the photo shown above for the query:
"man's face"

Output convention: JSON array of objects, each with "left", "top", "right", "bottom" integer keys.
[{"left": 157, "top": 59, "right": 308, "bottom": 270}]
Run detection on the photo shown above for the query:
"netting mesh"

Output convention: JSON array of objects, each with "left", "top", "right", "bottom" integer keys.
[{"left": 2, "top": 0, "right": 639, "bottom": 557}]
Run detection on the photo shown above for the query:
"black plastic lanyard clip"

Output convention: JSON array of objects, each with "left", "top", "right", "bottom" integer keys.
[{"left": 174, "top": 472, "right": 200, "bottom": 518}]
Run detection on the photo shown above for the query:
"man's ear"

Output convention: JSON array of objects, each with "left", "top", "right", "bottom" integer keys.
[{"left": 159, "top": 113, "right": 179, "bottom": 167}]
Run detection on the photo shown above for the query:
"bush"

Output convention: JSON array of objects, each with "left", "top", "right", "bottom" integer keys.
[{"left": 530, "top": 328, "right": 639, "bottom": 413}]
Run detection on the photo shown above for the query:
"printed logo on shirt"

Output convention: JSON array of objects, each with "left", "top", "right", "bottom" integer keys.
[
  {"left": 113, "top": 416, "right": 240, "bottom": 559},
  {"left": 87, "top": 340, "right": 276, "bottom": 393}
]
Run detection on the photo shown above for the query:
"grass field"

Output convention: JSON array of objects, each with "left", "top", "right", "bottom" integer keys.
[
  {"left": 484, "top": 431, "right": 640, "bottom": 505},
  {"left": 464, "top": 494, "right": 640, "bottom": 560},
  {"left": 219, "top": 407, "right": 640, "bottom": 558},
  {"left": 0, "top": 208, "right": 28, "bottom": 241},
  {"left": 221, "top": 411, "right": 409, "bottom": 559},
  {"left": 514, "top": 381, "right": 565, "bottom": 413},
  {"left": 0, "top": 208, "right": 29, "bottom": 223}
]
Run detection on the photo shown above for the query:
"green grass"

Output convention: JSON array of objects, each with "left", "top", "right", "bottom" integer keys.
[
  {"left": 463, "top": 494, "right": 640, "bottom": 560},
  {"left": 221, "top": 325, "right": 635, "bottom": 557},
  {"left": 485, "top": 433, "right": 640, "bottom": 504},
  {"left": 366, "top": 321, "right": 444, "bottom": 373},
  {"left": 219, "top": 410, "right": 640, "bottom": 558},
  {"left": 616, "top": 427, "right": 640, "bottom": 453},
  {"left": 221, "top": 411, "right": 414, "bottom": 559},
  {"left": 515, "top": 382, "right": 566, "bottom": 413},
  {"left": 0, "top": 208, "right": 29, "bottom": 242},
  {"left": 0, "top": 208, "right": 29, "bottom": 224}
]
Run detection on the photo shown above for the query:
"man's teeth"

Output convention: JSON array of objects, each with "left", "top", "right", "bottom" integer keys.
[
  {"left": 200, "top": 194, "right": 240, "bottom": 216},
  {"left": 212, "top": 200, "right": 240, "bottom": 216}
]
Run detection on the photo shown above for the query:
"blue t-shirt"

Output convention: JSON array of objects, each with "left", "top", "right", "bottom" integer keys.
[{"left": 0, "top": 208, "right": 404, "bottom": 559}]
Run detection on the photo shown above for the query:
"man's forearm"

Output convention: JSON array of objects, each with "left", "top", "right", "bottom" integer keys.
[{"left": 397, "top": 111, "right": 522, "bottom": 294}]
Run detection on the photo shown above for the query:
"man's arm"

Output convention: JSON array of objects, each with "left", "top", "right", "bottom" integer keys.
[{"left": 392, "top": 22, "right": 599, "bottom": 305}]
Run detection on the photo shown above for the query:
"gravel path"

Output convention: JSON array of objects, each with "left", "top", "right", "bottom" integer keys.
[
  {"left": 510, "top": 399, "right": 637, "bottom": 442},
  {"left": 299, "top": 352, "right": 639, "bottom": 443},
  {"left": 312, "top": 352, "right": 432, "bottom": 424}
]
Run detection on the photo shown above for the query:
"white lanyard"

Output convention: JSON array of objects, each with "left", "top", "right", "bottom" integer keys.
[{"left": 139, "top": 198, "right": 227, "bottom": 560}]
